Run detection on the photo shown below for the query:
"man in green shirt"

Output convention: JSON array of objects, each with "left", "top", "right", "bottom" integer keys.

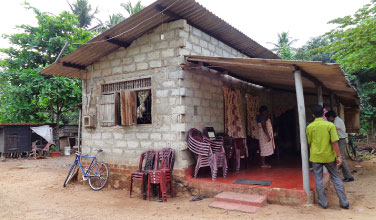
[{"left": 306, "top": 105, "right": 349, "bottom": 209}]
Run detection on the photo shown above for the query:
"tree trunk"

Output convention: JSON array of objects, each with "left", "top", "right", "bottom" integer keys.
[{"left": 50, "top": 100, "right": 55, "bottom": 123}]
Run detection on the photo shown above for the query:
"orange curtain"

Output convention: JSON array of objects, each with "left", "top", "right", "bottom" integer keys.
[
  {"left": 223, "top": 87, "right": 246, "bottom": 138},
  {"left": 245, "top": 94, "right": 259, "bottom": 139}
]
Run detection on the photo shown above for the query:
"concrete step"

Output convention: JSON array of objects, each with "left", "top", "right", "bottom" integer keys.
[
  {"left": 213, "top": 191, "right": 267, "bottom": 207},
  {"left": 209, "top": 192, "right": 267, "bottom": 213}
]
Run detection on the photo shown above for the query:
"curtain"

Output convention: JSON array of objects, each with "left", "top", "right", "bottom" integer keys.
[
  {"left": 223, "top": 87, "right": 246, "bottom": 138},
  {"left": 120, "top": 90, "right": 137, "bottom": 126},
  {"left": 245, "top": 94, "right": 259, "bottom": 139},
  {"left": 137, "top": 90, "right": 150, "bottom": 119}
]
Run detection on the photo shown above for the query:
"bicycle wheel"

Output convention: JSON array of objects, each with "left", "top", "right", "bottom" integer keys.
[
  {"left": 88, "top": 162, "right": 109, "bottom": 191},
  {"left": 346, "top": 142, "right": 357, "bottom": 161},
  {"left": 63, "top": 161, "right": 78, "bottom": 187}
]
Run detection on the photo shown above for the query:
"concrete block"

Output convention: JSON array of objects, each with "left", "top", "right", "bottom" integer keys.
[
  {"left": 140, "top": 141, "right": 152, "bottom": 148},
  {"left": 149, "top": 60, "right": 162, "bottom": 68},
  {"left": 123, "top": 64, "right": 136, "bottom": 72},
  {"left": 162, "top": 80, "right": 175, "bottom": 88},
  {"left": 156, "top": 89, "right": 169, "bottom": 98},
  {"left": 163, "top": 133, "right": 176, "bottom": 141},
  {"left": 150, "top": 133, "right": 162, "bottom": 140},
  {"left": 155, "top": 41, "right": 169, "bottom": 49},
  {"left": 127, "top": 47, "right": 140, "bottom": 56},
  {"left": 172, "top": 106, "right": 186, "bottom": 114},
  {"left": 211, "top": 37, "right": 219, "bottom": 46},
  {"left": 136, "top": 62, "right": 148, "bottom": 70},
  {"left": 100, "top": 61, "right": 110, "bottom": 69},
  {"left": 101, "top": 68, "right": 111, "bottom": 76},
  {"left": 127, "top": 141, "right": 140, "bottom": 149},
  {"left": 147, "top": 51, "right": 160, "bottom": 60},
  {"left": 102, "top": 132, "right": 113, "bottom": 139},
  {"left": 202, "top": 48, "right": 210, "bottom": 56},
  {"left": 168, "top": 19, "right": 188, "bottom": 30},
  {"left": 162, "top": 48, "right": 175, "bottom": 58},
  {"left": 192, "top": 27, "right": 202, "bottom": 37},
  {"left": 193, "top": 45, "right": 202, "bottom": 54},
  {"left": 116, "top": 141, "right": 128, "bottom": 148},
  {"left": 200, "top": 39, "right": 208, "bottom": 48},
  {"left": 134, "top": 54, "right": 146, "bottom": 62},
  {"left": 111, "top": 59, "right": 121, "bottom": 67},
  {"left": 116, "top": 50, "right": 127, "bottom": 58},
  {"left": 171, "top": 123, "right": 186, "bottom": 132},
  {"left": 113, "top": 133, "right": 124, "bottom": 139},
  {"left": 140, "top": 45, "right": 153, "bottom": 53},
  {"left": 112, "top": 66, "right": 122, "bottom": 74},
  {"left": 168, "top": 70, "right": 184, "bottom": 79},
  {"left": 113, "top": 148, "right": 123, "bottom": 154},
  {"left": 124, "top": 133, "right": 136, "bottom": 140},
  {"left": 136, "top": 133, "right": 149, "bottom": 140},
  {"left": 189, "top": 35, "right": 199, "bottom": 44},
  {"left": 122, "top": 57, "right": 133, "bottom": 65},
  {"left": 92, "top": 133, "right": 101, "bottom": 140}
]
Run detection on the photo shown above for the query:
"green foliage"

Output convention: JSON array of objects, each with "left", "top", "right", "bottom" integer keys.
[
  {"left": 295, "top": 36, "right": 336, "bottom": 63},
  {"left": 68, "top": 0, "right": 98, "bottom": 28},
  {"left": 322, "top": 0, "right": 376, "bottom": 135},
  {"left": 269, "top": 32, "right": 297, "bottom": 59},
  {"left": 323, "top": 0, "right": 376, "bottom": 72},
  {"left": 0, "top": 3, "right": 93, "bottom": 125},
  {"left": 94, "top": 1, "right": 144, "bottom": 33},
  {"left": 121, "top": 1, "right": 144, "bottom": 16}
]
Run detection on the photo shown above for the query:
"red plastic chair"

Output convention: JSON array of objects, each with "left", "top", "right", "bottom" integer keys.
[
  {"left": 187, "top": 128, "right": 227, "bottom": 181},
  {"left": 31, "top": 141, "right": 54, "bottom": 158},
  {"left": 147, "top": 148, "right": 175, "bottom": 202},
  {"left": 130, "top": 150, "right": 156, "bottom": 199}
]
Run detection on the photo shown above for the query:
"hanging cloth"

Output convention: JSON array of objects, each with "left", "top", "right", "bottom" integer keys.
[{"left": 245, "top": 93, "right": 259, "bottom": 139}]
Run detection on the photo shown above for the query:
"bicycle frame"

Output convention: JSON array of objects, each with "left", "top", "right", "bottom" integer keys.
[{"left": 74, "top": 153, "right": 99, "bottom": 178}]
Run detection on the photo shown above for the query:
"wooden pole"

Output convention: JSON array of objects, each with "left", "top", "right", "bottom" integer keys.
[
  {"left": 294, "top": 69, "right": 311, "bottom": 203},
  {"left": 78, "top": 108, "right": 82, "bottom": 153}
]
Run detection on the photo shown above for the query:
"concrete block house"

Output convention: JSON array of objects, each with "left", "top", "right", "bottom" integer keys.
[{"left": 42, "top": 0, "right": 359, "bottom": 201}]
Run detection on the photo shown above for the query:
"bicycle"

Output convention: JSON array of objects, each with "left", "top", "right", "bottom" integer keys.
[
  {"left": 346, "top": 134, "right": 358, "bottom": 161},
  {"left": 63, "top": 149, "right": 109, "bottom": 191}
]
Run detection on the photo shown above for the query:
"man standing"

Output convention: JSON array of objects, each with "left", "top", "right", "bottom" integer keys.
[
  {"left": 325, "top": 110, "right": 354, "bottom": 182},
  {"left": 306, "top": 105, "right": 349, "bottom": 209}
]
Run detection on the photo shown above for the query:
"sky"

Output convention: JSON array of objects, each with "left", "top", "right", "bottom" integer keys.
[{"left": 0, "top": 0, "right": 371, "bottom": 51}]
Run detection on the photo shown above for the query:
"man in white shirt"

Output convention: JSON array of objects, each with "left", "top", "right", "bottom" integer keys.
[{"left": 325, "top": 110, "right": 354, "bottom": 182}]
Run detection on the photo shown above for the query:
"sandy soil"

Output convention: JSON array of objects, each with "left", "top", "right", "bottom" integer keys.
[{"left": 0, "top": 155, "right": 375, "bottom": 220}]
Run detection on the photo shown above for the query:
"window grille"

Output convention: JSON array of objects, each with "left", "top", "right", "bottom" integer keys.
[{"left": 101, "top": 78, "right": 151, "bottom": 94}]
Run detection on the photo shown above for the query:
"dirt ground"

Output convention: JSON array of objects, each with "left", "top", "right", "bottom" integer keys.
[{"left": 0, "top": 155, "right": 375, "bottom": 220}]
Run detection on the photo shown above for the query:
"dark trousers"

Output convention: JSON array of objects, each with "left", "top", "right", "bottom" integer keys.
[{"left": 312, "top": 161, "right": 349, "bottom": 207}]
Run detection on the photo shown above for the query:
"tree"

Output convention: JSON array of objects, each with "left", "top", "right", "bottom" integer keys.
[
  {"left": 0, "top": 3, "right": 93, "bottom": 125},
  {"left": 269, "top": 32, "right": 297, "bottom": 57},
  {"left": 121, "top": 1, "right": 144, "bottom": 16},
  {"left": 92, "top": 13, "right": 125, "bottom": 33},
  {"left": 67, "top": 0, "right": 98, "bottom": 28},
  {"left": 295, "top": 36, "right": 336, "bottom": 63},
  {"left": 323, "top": 0, "right": 376, "bottom": 136}
]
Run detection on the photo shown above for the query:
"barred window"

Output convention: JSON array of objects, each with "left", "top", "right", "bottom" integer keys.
[{"left": 100, "top": 78, "right": 152, "bottom": 126}]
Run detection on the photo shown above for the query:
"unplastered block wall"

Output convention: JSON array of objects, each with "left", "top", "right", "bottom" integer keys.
[{"left": 81, "top": 19, "right": 193, "bottom": 170}]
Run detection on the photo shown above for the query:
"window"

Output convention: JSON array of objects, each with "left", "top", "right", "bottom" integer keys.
[{"left": 100, "top": 78, "right": 152, "bottom": 126}]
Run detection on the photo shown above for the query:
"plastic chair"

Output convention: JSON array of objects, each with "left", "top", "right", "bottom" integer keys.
[
  {"left": 130, "top": 150, "right": 156, "bottom": 199},
  {"left": 187, "top": 128, "right": 227, "bottom": 181},
  {"left": 147, "top": 148, "right": 175, "bottom": 202}
]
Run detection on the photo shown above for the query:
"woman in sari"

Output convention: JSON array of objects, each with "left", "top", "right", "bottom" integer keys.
[{"left": 257, "top": 106, "right": 275, "bottom": 168}]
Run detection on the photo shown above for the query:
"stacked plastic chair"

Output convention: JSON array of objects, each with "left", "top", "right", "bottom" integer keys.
[
  {"left": 147, "top": 148, "right": 175, "bottom": 202},
  {"left": 187, "top": 128, "right": 227, "bottom": 181},
  {"left": 130, "top": 150, "right": 156, "bottom": 199}
]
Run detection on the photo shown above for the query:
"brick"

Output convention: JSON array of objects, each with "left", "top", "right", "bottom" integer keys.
[
  {"left": 102, "top": 133, "right": 113, "bottom": 139},
  {"left": 122, "top": 57, "right": 133, "bottom": 65},
  {"left": 116, "top": 141, "right": 127, "bottom": 148},
  {"left": 101, "top": 68, "right": 111, "bottom": 76},
  {"left": 100, "top": 61, "right": 110, "bottom": 69},
  {"left": 124, "top": 133, "right": 136, "bottom": 140},
  {"left": 200, "top": 39, "right": 208, "bottom": 48},
  {"left": 113, "top": 133, "right": 124, "bottom": 140},
  {"left": 111, "top": 59, "right": 121, "bottom": 67},
  {"left": 162, "top": 81, "right": 175, "bottom": 88},
  {"left": 140, "top": 45, "right": 152, "bottom": 53},
  {"left": 169, "top": 70, "right": 184, "bottom": 79},
  {"left": 140, "top": 141, "right": 152, "bottom": 148},
  {"left": 172, "top": 106, "right": 186, "bottom": 114},
  {"left": 147, "top": 51, "right": 160, "bottom": 60},
  {"left": 112, "top": 66, "right": 122, "bottom": 74},
  {"left": 192, "top": 27, "right": 202, "bottom": 37}
]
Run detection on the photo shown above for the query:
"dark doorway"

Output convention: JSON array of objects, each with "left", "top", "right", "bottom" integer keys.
[{"left": 274, "top": 109, "right": 299, "bottom": 160}]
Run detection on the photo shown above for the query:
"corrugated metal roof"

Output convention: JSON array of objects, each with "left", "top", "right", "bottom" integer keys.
[
  {"left": 185, "top": 56, "right": 359, "bottom": 107},
  {"left": 40, "top": 0, "right": 279, "bottom": 78},
  {"left": 0, "top": 123, "right": 54, "bottom": 126}
]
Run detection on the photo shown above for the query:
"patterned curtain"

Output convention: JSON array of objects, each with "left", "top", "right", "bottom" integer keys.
[
  {"left": 223, "top": 87, "right": 246, "bottom": 138},
  {"left": 245, "top": 94, "right": 259, "bottom": 139},
  {"left": 137, "top": 90, "right": 150, "bottom": 119}
]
